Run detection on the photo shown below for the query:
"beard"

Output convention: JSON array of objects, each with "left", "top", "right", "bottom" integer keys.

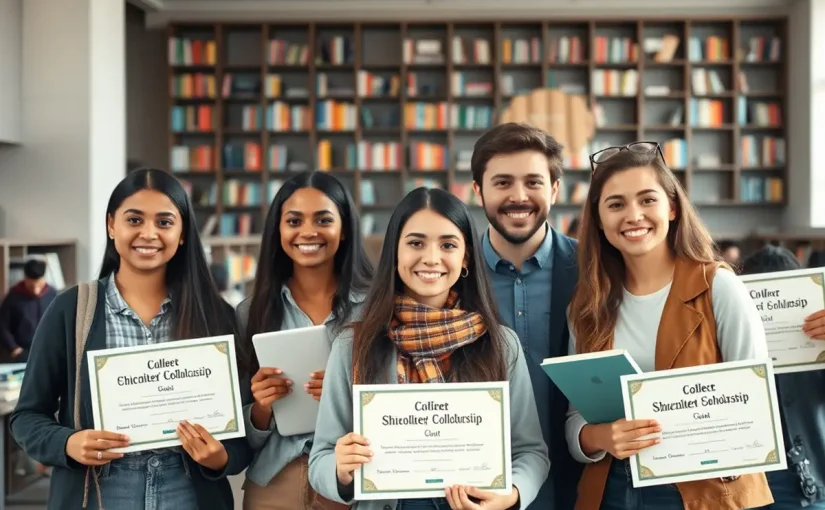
[{"left": 485, "top": 203, "right": 547, "bottom": 245}]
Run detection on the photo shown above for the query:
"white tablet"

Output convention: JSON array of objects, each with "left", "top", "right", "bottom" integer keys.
[{"left": 251, "top": 325, "right": 332, "bottom": 436}]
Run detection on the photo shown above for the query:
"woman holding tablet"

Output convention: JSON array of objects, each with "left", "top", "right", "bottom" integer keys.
[
  {"left": 238, "top": 171, "right": 373, "bottom": 509},
  {"left": 563, "top": 142, "right": 772, "bottom": 510},
  {"left": 10, "top": 168, "right": 252, "bottom": 510},
  {"left": 308, "top": 187, "right": 550, "bottom": 510}
]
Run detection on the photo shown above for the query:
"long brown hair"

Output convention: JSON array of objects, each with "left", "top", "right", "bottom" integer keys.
[
  {"left": 352, "top": 187, "right": 510, "bottom": 384},
  {"left": 568, "top": 149, "right": 722, "bottom": 355}
]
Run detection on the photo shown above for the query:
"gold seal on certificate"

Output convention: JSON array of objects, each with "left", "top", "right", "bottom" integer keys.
[
  {"left": 352, "top": 382, "right": 512, "bottom": 500},
  {"left": 620, "top": 359, "right": 786, "bottom": 488},
  {"left": 87, "top": 335, "right": 246, "bottom": 453},
  {"left": 741, "top": 267, "right": 825, "bottom": 373}
]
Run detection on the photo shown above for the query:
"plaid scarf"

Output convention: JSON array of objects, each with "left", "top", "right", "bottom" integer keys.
[{"left": 387, "top": 291, "right": 488, "bottom": 383}]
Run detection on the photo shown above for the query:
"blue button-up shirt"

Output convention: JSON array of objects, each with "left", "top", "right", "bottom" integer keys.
[
  {"left": 482, "top": 224, "right": 553, "bottom": 362},
  {"left": 482, "top": 223, "right": 555, "bottom": 508}
]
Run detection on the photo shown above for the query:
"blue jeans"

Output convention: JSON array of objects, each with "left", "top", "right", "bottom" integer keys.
[
  {"left": 396, "top": 498, "right": 451, "bottom": 510},
  {"left": 86, "top": 451, "right": 198, "bottom": 510},
  {"left": 753, "top": 468, "right": 825, "bottom": 509},
  {"left": 600, "top": 459, "right": 685, "bottom": 510}
]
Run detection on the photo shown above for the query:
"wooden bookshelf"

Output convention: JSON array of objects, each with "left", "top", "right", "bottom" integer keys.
[
  {"left": 0, "top": 238, "right": 77, "bottom": 296},
  {"left": 165, "top": 17, "right": 788, "bottom": 260}
]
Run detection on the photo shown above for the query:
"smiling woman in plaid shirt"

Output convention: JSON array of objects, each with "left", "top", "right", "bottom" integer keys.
[
  {"left": 308, "top": 187, "right": 550, "bottom": 510},
  {"left": 9, "top": 168, "right": 253, "bottom": 510}
]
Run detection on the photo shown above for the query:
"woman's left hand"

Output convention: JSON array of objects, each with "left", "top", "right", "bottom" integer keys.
[
  {"left": 803, "top": 310, "right": 825, "bottom": 340},
  {"left": 445, "top": 485, "right": 519, "bottom": 510},
  {"left": 176, "top": 421, "right": 228, "bottom": 472},
  {"left": 306, "top": 370, "right": 325, "bottom": 401}
]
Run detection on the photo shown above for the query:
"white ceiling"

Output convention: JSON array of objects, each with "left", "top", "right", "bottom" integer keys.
[{"left": 137, "top": 0, "right": 795, "bottom": 27}]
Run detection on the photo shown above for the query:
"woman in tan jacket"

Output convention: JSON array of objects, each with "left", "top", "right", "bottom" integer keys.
[{"left": 564, "top": 142, "right": 774, "bottom": 510}]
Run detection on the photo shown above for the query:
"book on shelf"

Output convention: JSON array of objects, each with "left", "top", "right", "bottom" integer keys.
[
  {"left": 592, "top": 36, "right": 638, "bottom": 63},
  {"left": 403, "top": 39, "right": 444, "bottom": 65},
  {"left": 169, "top": 37, "right": 217, "bottom": 66},
  {"left": 269, "top": 39, "right": 309, "bottom": 65},
  {"left": 688, "top": 36, "right": 729, "bottom": 62},
  {"left": 547, "top": 36, "right": 585, "bottom": 63},
  {"left": 502, "top": 36, "right": 542, "bottom": 64},
  {"left": 452, "top": 36, "right": 491, "bottom": 65}
]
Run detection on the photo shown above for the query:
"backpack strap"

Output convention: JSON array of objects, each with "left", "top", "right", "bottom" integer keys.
[
  {"left": 72, "top": 281, "right": 103, "bottom": 509},
  {"left": 73, "top": 281, "right": 97, "bottom": 430}
]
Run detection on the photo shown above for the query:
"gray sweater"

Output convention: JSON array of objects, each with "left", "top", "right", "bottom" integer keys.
[{"left": 307, "top": 325, "right": 551, "bottom": 510}]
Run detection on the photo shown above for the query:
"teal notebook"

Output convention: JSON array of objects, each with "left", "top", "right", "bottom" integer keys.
[{"left": 541, "top": 349, "right": 642, "bottom": 424}]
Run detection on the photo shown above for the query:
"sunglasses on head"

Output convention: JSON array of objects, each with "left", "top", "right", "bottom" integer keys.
[{"left": 589, "top": 141, "right": 666, "bottom": 173}]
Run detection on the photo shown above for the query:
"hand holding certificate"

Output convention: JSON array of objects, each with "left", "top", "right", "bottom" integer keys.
[
  {"left": 620, "top": 359, "right": 786, "bottom": 488},
  {"left": 87, "top": 335, "right": 246, "bottom": 454},
  {"left": 348, "top": 382, "right": 513, "bottom": 501},
  {"left": 740, "top": 267, "right": 825, "bottom": 373}
]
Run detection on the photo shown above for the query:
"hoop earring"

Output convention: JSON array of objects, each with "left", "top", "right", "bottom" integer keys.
[{"left": 460, "top": 267, "right": 469, "bottom": 278}]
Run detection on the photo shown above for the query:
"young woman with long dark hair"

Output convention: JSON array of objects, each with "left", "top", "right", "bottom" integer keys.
[
  {"left": 237, "top": 171, "right": 372, "bottom": 509},
  {"left": 9, "top": 168, "right": 252, "bottom": 509},
  {"left": 563, "top": 143, "right": 773, "bottom": 510},
  {"left": 308, "top": 187, "right": 550, "bottom": 510}
]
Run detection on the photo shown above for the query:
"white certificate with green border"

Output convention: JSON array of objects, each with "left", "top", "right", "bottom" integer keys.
[
  {"left": 620, "top": 359, "right": 786, "bottom": 488},
  {"left": 87, "top": 335, "right": 246, "bottom": 453},
  {"left": 740, "top": 268, "right": 825, "bottom": 373},
  {"left": 352, "top": 381, "right": 512, "bottom": 500}
]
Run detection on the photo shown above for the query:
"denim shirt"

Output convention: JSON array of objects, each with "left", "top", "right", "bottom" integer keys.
[
  {"left": 482, "top": 224, "right": 556, "bottom": 508},
  {"left": 774, "top": 371, "right": 825, "bottom": 505},
  {"left": 238, "top": 287, "right": 365, "bottom": 487}
]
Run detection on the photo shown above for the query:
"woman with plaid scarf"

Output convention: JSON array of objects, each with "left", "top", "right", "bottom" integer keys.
[{"left": 308, "top": 187, "right": 550, "bottom": 510}]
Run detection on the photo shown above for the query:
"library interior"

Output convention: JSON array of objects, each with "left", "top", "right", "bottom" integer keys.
[{"left": 0, "top": 0, "right": 823, "bottom": 507}]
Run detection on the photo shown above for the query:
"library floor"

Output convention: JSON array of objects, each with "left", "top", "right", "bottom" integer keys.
[{"left": 6, "top": 472, "right": 246, "bottom": 509}]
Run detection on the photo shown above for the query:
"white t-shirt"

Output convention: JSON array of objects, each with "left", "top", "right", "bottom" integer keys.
[{"left": 564, "top": 268, "right": 768, "bottom": 463}]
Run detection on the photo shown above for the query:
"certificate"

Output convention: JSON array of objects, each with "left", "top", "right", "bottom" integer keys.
[
  {"left": 87, "top": 335, "right": 246, "bottom": 453},
  {"left": 352, "top": 382, "right": 512, "bottom": 500},
  {"left": 620, "top": 359, "right": 786, "bottom": 488},
  {"left": 740, "top": 268, "right": 825, "bottom": 373}
]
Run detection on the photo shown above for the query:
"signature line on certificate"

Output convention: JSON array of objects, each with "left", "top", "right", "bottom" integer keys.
[
  {"left": 139, "top": 390, "right": 194, "bottom": 399},
  {"left": 674, "top": 418, "right": 727, "bottom": 427},
  {"left": 405, "top": 438, "right": 457, "bottom": 442}
]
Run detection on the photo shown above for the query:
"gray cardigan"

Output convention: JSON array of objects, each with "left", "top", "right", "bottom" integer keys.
[{"left": 308, "top": 325, "right": 550, "bottom": 510}]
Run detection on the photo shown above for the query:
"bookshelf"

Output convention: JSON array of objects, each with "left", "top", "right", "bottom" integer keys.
[{"left": 166, "top": 17, "right": 787, "bottom": 272}]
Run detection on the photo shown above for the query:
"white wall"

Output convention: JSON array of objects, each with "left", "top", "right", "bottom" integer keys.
[
  {"left": 0, "top": 0, "right": 21, "bottom": 143},
  {"left": 811, "top": 0, "right": 825, "bottom": 227},
  {"left": 784, "top": 0, "right": 812, "bottom": 229},
  {"left": 0, "top": 0, "right": 125, "bottom": 281},
  {"left": 90, "top": 0, "right": 127, "bottom": 274}
]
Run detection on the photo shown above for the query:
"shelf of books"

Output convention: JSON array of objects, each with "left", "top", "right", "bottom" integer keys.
[{"left": 166, "top": 17, "right": 786, "bottom": 256}]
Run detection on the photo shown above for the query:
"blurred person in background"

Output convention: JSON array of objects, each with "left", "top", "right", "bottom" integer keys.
[
  {"left": 211, "top": 262, "right": 245, "bottom": 309},
  {"left": 566, "top": 216, "right": 580, "bottom": 239},
  {"left": 0, "top": 258, "right": 56, "bottom": 362},
  {"left": 717, "top": 239, "right": 742, "bottom": 268}
]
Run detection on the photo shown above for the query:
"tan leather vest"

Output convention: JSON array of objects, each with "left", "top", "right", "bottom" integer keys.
[{"left": 574, "top": 258, "right": 774, "bottom": 510}]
